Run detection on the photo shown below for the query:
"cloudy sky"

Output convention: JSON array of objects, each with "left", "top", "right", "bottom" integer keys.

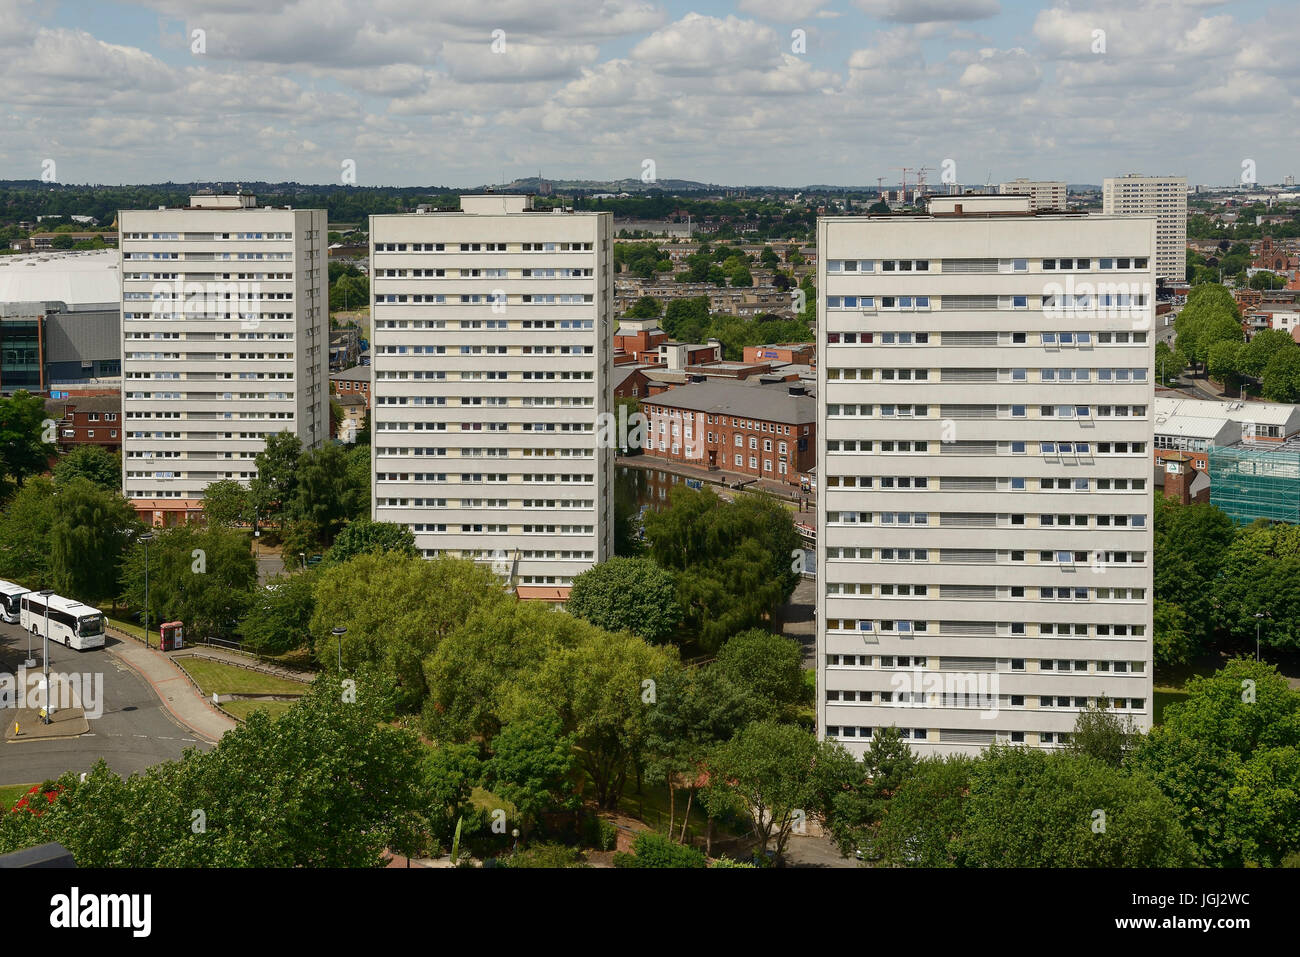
[{"left": 1, "top": 0, "right": 1293, "bottom": 188}]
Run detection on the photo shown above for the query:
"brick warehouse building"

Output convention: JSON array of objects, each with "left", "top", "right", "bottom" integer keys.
[{"left": 640, "top": 379, "right": 815, "bottom": 486}]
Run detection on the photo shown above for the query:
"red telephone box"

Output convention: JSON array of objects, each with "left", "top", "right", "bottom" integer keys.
[{"left": 159, "top": 621, "right": 184, "bottom": 651}]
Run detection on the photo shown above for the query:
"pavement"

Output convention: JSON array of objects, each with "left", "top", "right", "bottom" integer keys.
[
  {"left": 251, "top": 538, "right": 287, "bottom": 584},
  {"left": 105, "top": 631, "right": 238, "bottom": 743},
  {"left": 4, "top": 707, "right": 89, "bottom": 741},
  {"left": 0, "top": 622, "right": 216, "bottom": 784}
]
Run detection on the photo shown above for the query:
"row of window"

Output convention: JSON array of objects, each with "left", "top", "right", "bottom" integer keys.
[
  {"left": 825, "top": 438, "right": 1148, "bottom": 456},
  {"left": 824, "top": 547, "right": 1146, "bottom": 564},
  {"left": 826, "top": 691, "right": 1147, "bottom": 711},
  {"left": 375, "top": 319, "right": 592, "bottom": 330},
  {"left": 827, "top": 655, "right": 1145, "bottom": 672},
  {"left": 375, "top": 241, "right": 592, "bottom": 252},
  {"left": 825, "top": 619, "right": 1146, "bottom": 637},
  {"left": 826, "top": 511, "right": 1147, "bottom": 528},
  {"left": 826, "top": 366, "right": 1150, "bottom": 383},
  {"left": 825, "top": 257, "right": 1148, "bottom": 273},
  {"left": 825, "top": 584, "right": 1145, "bottom": 600},
  {"left": 826, "top": 476, "right": 1146, "bottom": 492}
]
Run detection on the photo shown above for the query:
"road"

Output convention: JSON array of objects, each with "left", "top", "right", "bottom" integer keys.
[{"left": 0, "top": 622, "right": 209, "bottom": 785}]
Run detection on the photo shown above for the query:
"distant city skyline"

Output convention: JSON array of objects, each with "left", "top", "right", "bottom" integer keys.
[{"left": 2, "top": 1, "right": 1295, "bottom": 188}]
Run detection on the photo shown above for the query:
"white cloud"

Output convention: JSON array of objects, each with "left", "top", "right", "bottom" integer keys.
[{"left": 631, "top": 13, "right": 780, "bottom": 75}]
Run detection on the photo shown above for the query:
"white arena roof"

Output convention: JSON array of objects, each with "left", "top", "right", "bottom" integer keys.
[{"left": 0, "top": 250, "right": 120, "bottom": 308}]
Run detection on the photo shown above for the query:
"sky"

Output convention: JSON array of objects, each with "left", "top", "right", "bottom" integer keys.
[{"left": 0, "top": 0, "right": 1294, "bottom": 189}]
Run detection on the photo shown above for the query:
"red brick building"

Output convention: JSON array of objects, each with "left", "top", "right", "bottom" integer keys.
[
  {"left": 44, "top": 394, "right": 122, "bottom": 452},
  {"left": 330, "top": 364, "right": 370, "bottom": 408},
  {"left": 743, "top": 343, "right": 815, "bottom": 366},
  {"left": 641, "top": 380, "right": 815, "bottom": 486}
]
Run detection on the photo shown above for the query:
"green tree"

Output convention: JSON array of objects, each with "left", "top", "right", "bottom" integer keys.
[
  {"left": 1067, "top": 697, "right": 1139, "bottom": 768},
  {"left": 482, "top": 711, "right": 578, "bottom": 840},
  {"left": 825, "top": 726, "right": 919, "bottom": 859},
  {"left": 1207, "top": 339, "right": 1244, "bottom": 392},
  {"left": 51, "top": 445, "right": 120, "bottom": 491},
  {"left": 662, "top": 297, "right": 710, "bottom": 340},
  {"left": 1134, "top": 659, "right": 1300, "bottom": 866},
  {"left": 566, "top": 557, "right": 680, "bottom": 643},
  {"left": 324, "top": 519, "right": 417, "bottom": 565},
  {"left": 1153, "top": 496, "right": 1237, "bottom": 652},
  {"left": 703, "top": 720, "right": 854, "bottom": 862},
  {"left": 0, "top": 477, "right": 60, "bottom": 586},
  {"left": 49, "top": 479, "right": 139, "bottom": 606},
  {"left": 201, "top": 479, "right": 250, "bottom": 527},
  {"left": 1213, "top": 523, "right": 1300, "bottom": 650},
  {"left": 961, "top": 747, "right": 1197, "bottom": 867},
  {"left": 0, "top": 669, "right": 425, "bottom": 867},
  {"left": 711, "top": 627, "right": 807, "bottom": 723},
  {"left": 287, "top": 442, "right": 364, "bottom": 546},
  {"left": 1174, "top": 283, "right": 1242, "bottom": 373},
  {"left": 643, "top": 665, "right": 749, "bottom": 840},
  {"left": 1238, "top": 327, "right": 1295, "bottom": 378},
  {"left": 643, "top": 486, "right": 801, "bottom": 651},
  {"left": 1154, "top": 598, "right": 1196, "bottom": 669},
  {"left": 1250, "top": 270, "right": 1286, "bottom": 290},
  {"left": 876, "top": 754, "right": 974, "bottom": 867},
  {"left": 424, "top": 600, "right": 590, "bottom": 741},
  {"left": 1154, "top": 340, "right": 1188, "bottom": 384},
  {"left": 252, "top": 431, "right": 303, "bottom": 524},
  {"left": 119, "top": 524, "right": 256, "bottom": 641},
  {"left": 506, "top": 628, "right": 679, "bottom": 809},
  {"left": 238, "top": 572, "right": 317, "bottom": 655},
  {"left": 421, "top": 742, "right": 484, "bottom": 852},
  {"left": 625, "top": 295, "right": 662, "bottom": 319},
  {"left": 312, "top": 552, "right": 509, "bottom": 711},
  {"left": 0, "top": 390, "right": 54, "bottom": 497},
  {"left": 1262, "top": 347, "right": 1300, "bottom": 402}
]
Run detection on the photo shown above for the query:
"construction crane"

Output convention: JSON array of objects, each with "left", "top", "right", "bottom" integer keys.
[
  {"left": 915, "top": 166, "right": 935, "bottom": 195},
  {"left": 892, "top": 167, "right": 913, "bottom": 198},
  {"left": 876, "top": 176, "right": 885, "bottom": 196}
]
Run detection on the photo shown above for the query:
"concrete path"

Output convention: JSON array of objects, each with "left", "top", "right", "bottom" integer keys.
[{"left": 105, "top": 632, "right": 237, "bottom": 744}]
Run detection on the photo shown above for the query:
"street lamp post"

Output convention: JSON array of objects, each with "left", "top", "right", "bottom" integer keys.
[
  {"left": 38, "top": 588, "right": 54, "bottom": 724},
  {"left": 332, "top": 626, "right": 346, "bottom": 672},
  {"left": 1255, "top": 612, "right": 1265, "bottom": 662},
  {"left": 139, "top": 532, "right": 153, "bottom": 650}
]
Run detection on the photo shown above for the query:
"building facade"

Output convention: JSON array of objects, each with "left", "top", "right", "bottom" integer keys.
[
  {"left": 817, "top": 194, "right": 1156, "bottom": 757},
  {"left": 998, "top": 179, "right": 1068, "bottom": 212},
  {"left": 369, "top": 195, "right": 614, "bottom": 594},
  {"left": 640, "top": 379, "right": 815, "bottom": 486},
  {"left": 118, "top": 193, "right": 328, "bottom": 520},
  {"left": 1102, "top": 174, "right": 1187, "bottom": 282}
]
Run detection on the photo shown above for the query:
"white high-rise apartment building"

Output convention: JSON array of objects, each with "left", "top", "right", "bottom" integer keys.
[
  {"left": 119, "top": 193, "right": 327, "bottom": 512},
  {"left": 1103, "top": 174, "right": 1187, "bottom": 282},
  {"left": 369, "top": 195, "right": 614, "bottom": 591},
  {"left": 998, "top": 179, "right": 1068, "bottom": 212},
  {"left": 816, "top": 194, "right": 1155, "bottom": 757}
]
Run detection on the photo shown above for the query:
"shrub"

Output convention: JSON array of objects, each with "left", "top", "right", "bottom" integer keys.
[{"left": 612, "top": 831, "right": 707, "bottom": 868}]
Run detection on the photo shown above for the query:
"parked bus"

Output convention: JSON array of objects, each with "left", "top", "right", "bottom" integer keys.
[
  {"left": 0, "top": 580, "right": 30, "bottom": 624},
  {"left": 20, "top": 593, "right": 106, "bottom": 651}
]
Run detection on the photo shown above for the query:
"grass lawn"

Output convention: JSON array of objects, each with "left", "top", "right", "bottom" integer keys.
[
  {"left": 0, "top": 782, "right": 37, "bottom": 811},
  {"left": 220, "top": 699, "right": 297, "bottom": 722},
  {"left": 616, "top": 781, "right": 714, "bottom": 835},
  {"left": 175, "top": 658, "right": 309, "bottom": 697}
]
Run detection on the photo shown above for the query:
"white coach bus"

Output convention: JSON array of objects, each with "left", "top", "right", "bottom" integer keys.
[
  {"left": 0, "top": 580, "right": 30, "bottom": 624},
  {"left": 20, "top": 593, "right": 106, "bottom": 651}
]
